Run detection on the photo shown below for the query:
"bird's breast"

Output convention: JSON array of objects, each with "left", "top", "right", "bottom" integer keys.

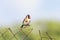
[{"left": 24, "top": 19, "right": 30, "bottom": 24}]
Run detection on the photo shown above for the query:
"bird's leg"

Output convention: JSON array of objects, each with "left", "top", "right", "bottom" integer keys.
[{"left": 27, "top": 24, "right": 30, "bottom": 26}]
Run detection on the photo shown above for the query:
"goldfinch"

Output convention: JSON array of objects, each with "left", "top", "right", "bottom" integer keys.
[{"left": 21, "top": 14, "right": 31, "bottom": 28}]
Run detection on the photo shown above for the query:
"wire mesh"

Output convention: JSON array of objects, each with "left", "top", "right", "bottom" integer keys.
[{"left": 0, "top": 27, "right": 55, "bottom": 40}]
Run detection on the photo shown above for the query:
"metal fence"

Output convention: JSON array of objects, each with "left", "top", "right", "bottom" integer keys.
[
  {"left": 39, "top": 30, "right": 56, "bottom": 40},
  {"left": 0, "top": 27, "right": 55, "bottom": 40}
]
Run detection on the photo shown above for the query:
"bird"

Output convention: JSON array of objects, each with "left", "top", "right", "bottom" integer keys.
[{"left": 21, "top": 14, "right": 31, "bottom": 28}]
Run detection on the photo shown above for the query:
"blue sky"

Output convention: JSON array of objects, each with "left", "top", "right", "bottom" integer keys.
[{"left": 0, "top": 0, "right": 60, "bottom": 25}]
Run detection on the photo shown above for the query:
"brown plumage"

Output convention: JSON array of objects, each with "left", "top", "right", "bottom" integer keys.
[{"left": 21, "top": 14, "right": 31, "bottom": 28}]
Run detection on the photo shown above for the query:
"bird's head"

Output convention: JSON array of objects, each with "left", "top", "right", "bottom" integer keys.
[{"left": 26, "top": 14, "right": 31, "bottom": 19}]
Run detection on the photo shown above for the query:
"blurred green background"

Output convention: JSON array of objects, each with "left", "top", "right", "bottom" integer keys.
[{"left": 0, "top": 20, "right": 60, "bottom": 40}]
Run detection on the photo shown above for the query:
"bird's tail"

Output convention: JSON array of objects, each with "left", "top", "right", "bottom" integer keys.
[{"left": 21, "top": 25, "right": 24, "bottom": 28}]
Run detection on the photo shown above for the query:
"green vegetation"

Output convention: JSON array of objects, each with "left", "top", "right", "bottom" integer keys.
[{"left": 0, "top": 20, "right": 60, "bottom": 40}]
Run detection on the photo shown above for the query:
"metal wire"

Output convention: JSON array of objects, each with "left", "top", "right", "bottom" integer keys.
[{"left": 0, "top": 28, "right": 55, "bottom": 40}]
